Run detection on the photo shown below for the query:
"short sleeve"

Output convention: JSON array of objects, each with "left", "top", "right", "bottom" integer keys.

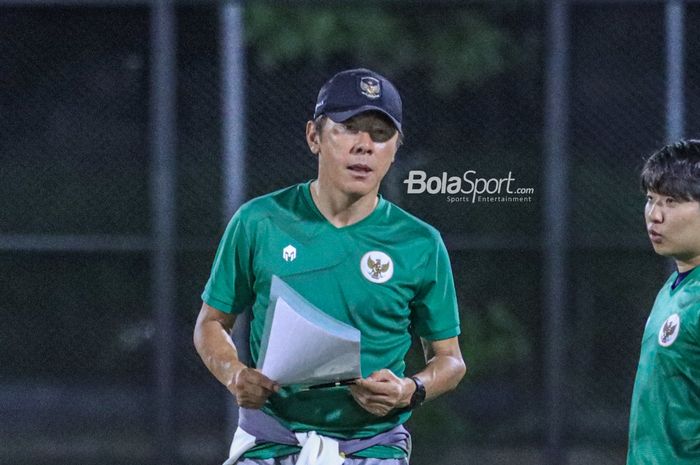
[
  {"left": 410, "top": 235, "right": 460, "bottom": 340},
  {"left": 201, "top": 210, "right": 255, "bottom": 313}
]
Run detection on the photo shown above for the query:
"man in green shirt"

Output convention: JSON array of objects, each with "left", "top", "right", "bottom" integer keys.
[
  {"left": 194, "top": 68, "right": 466, "bottom": 465},
  {"left": 627, "top": 139, "right": 700, "bottom": 464}
]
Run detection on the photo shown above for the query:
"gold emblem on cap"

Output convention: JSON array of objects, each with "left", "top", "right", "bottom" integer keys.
[{"left": 360, "top": 76, "right": 381, "bottom": 99}]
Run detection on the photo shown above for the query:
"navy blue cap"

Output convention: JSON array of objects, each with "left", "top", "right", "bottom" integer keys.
[{"left": 313, "top": 68, "right": 403, "bottom": 134}]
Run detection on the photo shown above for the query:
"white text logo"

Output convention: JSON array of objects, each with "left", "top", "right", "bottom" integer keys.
[{"left": 403, "top": 170, "right": 534, "bottom": 204}]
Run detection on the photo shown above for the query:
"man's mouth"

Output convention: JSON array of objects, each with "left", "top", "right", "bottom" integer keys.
[
  {"left": 348, "top": 164, "right": 372, "bottom": 173},
  {"left": 648, "top": 228, "right": 663, "bottom": 243}
]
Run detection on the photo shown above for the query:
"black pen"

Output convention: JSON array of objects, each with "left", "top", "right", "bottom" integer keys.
[{"left": 302, "top": 378, "right": 359, "bottom": 390}]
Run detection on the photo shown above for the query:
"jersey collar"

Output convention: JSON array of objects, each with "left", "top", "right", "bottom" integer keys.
[{"left": 301, "top": 180, "right": 386, "bottom": 230}]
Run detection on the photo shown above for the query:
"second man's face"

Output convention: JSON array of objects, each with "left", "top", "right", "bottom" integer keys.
[
  {"left": 645, "top": 190, "right": 700, "bottom": 269},
  {"left": 308, "top": 112, "right": 400, "bottom": 200}
]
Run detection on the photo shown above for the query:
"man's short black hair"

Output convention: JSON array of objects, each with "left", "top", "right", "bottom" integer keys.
[{"left": 641, "top": 139, "right": 700, "bottom": 202}]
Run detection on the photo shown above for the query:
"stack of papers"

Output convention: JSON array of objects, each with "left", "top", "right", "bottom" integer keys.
[{"left": 257, "top": 276, "right": 362, "bottom": 386}]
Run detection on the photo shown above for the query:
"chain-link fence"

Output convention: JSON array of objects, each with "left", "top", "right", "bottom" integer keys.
[{"left": 0, "top": 1, "right": 694, "bottom": 464}]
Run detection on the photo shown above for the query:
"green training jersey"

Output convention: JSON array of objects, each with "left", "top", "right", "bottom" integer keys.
[
  {"left": 202, "top": 181, "right": 460, "bottom": 457},
  {"left": 627, "top": 267, "right": 700, "bottom": 465}
]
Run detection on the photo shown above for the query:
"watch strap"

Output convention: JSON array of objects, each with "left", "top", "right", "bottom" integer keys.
[{"left": 408, "top": 376, "right": 426, "bottom": 410}]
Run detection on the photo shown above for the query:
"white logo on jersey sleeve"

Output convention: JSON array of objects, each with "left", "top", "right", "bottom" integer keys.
[
  {"left": 658, "top": 313, "right": 680, "bottom": 347},
  {"left": 360, "top": 251, "right": 393, "bottom": 283},
  {"left": 283, "top": 245, "right": 297, "bottom": 262}
]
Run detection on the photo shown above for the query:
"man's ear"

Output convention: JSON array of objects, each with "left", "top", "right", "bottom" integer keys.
[{"left": 306, "top": 120, "right": 320, "bottom": 154}]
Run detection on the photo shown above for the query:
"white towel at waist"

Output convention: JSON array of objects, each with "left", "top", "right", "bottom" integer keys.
[{"left": 223, "top": 426, "right": 345, "bottom": 465}]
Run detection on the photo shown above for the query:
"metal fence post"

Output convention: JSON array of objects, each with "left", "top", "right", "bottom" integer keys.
[
  {"left": 220, "top": 0, "right": 248, "bottom": 444},
  {"left": 543, "top": 1, "right": 571, "bottom": 464},
  {"left": 150, "top": 1, "right": 177, "bottom": 463},
  {"left": 222, "top": 0, "right": 247, "bottom": 220},
  {"left": 665, "top": 0, "right": 685, "bottom": 143}
]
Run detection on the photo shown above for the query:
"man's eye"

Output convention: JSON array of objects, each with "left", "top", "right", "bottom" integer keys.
[{"left": 371, "top": 129, "right": 394, "bottom": 142}]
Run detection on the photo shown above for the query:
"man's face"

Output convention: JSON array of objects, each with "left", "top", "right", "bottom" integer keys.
[
  {"left": 645, "top": 190, "right": 700, "bottom": 267},
  {"left": 307, "top": 112, "right": 399, "bottom": 199}
]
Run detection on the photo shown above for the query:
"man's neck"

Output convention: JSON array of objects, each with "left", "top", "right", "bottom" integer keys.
[
  {"left": 310, "top": 180, "right": 379, "bottom": 228},
  {"left": 676, "top": 255, "right": 700, "bottom": 273}
]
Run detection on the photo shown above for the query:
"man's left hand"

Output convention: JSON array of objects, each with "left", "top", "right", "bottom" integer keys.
[{"left": 349, "top": 369, "right": 415, "bottom": 417}]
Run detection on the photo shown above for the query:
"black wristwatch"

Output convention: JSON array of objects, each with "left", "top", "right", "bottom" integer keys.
[{"left": 405, "top": 376, "right": 426, "bottom": 411}]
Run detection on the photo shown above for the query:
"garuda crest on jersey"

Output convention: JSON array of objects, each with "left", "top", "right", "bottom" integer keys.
[
  {"left": 360, "top": 250, "right": 394, "bottom": 284},
  {"left": 658, "top": 313, "right": 680, "bottom": 347},
  {"left": 367, "top": 256, "right": 390, "bottom": 279}
]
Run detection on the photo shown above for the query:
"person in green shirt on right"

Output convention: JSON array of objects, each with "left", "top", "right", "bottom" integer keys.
[{"left": 627, "top": 139, "right": 700, "bottom": 464}]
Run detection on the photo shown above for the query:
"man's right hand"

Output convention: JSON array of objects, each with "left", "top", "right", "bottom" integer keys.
[
  {"left": 227, "top": 367, "right": 280, "bottom": 409},
  {"left": 194, "top": 303, "right": 281, "bottom": 410}
]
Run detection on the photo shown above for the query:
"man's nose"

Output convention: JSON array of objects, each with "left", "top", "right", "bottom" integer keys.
[
  {"left": 351, "top": 131, "right": 374, "bottom": 154},
  {"left": 646, "top": 203, "right": 663, "bottom": 223}
]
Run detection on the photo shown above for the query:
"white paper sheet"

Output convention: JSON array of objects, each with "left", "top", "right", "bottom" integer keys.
[{"left": 257, "top": 276, "right": 362, "bottom": 386}]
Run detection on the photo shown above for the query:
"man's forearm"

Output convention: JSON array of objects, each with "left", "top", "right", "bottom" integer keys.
[
  {"left": 413, "top": 337, "right": 466, "bottom": 402},
  {"left": 193, "top": 306, "right": 246, "bottom": 388},
  {"left": 415, "top": 352, "right": 466, "bottom": 402}
]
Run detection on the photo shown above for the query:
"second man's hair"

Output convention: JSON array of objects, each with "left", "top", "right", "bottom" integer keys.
[{"left": 641, "top": 139, "right": 700, "bottom": 202}]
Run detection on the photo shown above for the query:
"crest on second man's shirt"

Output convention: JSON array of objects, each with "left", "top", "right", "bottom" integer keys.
[
  {"left": 360, "top": 251, "right": 393, "bottom": 283},
  {"left": 359, "top": 77, "right": 381, "bottom": 99},
  {"left": 658, "top": 313, "right": 680, "bottom": 347}
]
